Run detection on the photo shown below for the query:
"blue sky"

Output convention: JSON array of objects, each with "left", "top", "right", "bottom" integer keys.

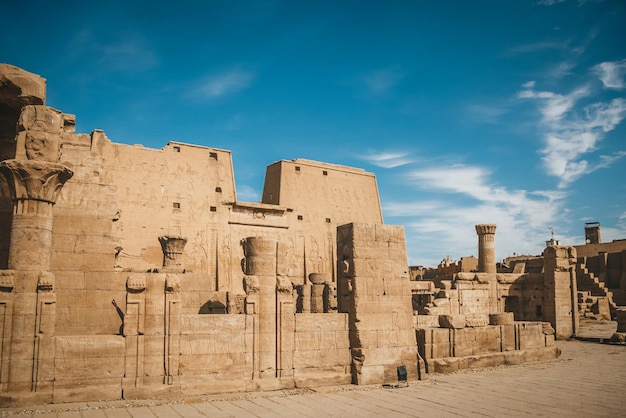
[{"left": 2, "top": 0, "right": 625, "bottom": 267}]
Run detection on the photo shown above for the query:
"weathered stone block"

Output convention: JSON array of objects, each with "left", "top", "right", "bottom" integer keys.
[
  {"left": 355, "top": 364, "right": 385, "bottom": 385},
  {"left": 464, "top": 313, "right": 490, "bottom": 327},
  {"left": 439, "top": 314, "right": 466, "bottom": 329},
  {"left": 452, "top": 340, "right": 473, "bottom": 357},
  {"left": 500, "top": 324, "right": 516, "bottom": 351},
  {"left": 489, "top": 312, "right": 514, "bottom": 325}
]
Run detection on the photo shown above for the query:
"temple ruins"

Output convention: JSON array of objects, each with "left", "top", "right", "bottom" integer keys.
[{"left": 0, "top": 64, "right": 620, "bottom": 406}]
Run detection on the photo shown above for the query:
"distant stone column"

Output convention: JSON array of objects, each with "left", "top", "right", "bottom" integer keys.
[
  {"left": 158, "top": 235, "right": 187, "bottom": 270},
  {"left": 475, "top": 224, "right": 497, "bottom": 274},
  {"left": 0, "top": 159, "right": 73, "bottom": 271},
  {"left": 620, "top": 250, "right": 626, "bottom": 291},
  {"left": 242, "top": 237, "right": 277, "bottom": 380}
]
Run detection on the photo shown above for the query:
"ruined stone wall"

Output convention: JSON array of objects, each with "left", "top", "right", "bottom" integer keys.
[
  {"left": 417, "top": 321, "right": 558, "bottom": 373},
  {"left": 497, "top": 273, "right": 546, "bottom": 322},
  {"left": 574, "top": 240, "right": 626, "bottom": 258},
  {"left": 337, "top": 223, "right": 420, "bottom": 384},
  {"left": 543, "top": 246, "right": 578, "bottom": 339}
]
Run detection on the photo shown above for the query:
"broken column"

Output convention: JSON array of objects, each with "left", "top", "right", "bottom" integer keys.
[
  {"left": 309, "top": 273, "right": 329, "bottom": 313},
  {"left": 242, "top": 237, "right": 278, "bottom": 380}
]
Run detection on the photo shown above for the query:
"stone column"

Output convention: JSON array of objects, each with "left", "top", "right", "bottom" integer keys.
[
  {"left": 620, "top": 250, "right": 626, "bottom": 291},
  {"left": 309, "top": 273, "right": 329, "bottom": 313},
  {"left": 242, "top": 237, "right": 277, "bottom": 380},
  {"left": 0, "top": 159, "right": 73, "bottom": 271},
  {"left": 475, "top": 224, "right": 497, "bottom": 274},
  {"left": 0, "top": 159, "right": 72, "bottom": 396},
  {"left": 158, "top": 235, "right": 187, "bottom": 271}
]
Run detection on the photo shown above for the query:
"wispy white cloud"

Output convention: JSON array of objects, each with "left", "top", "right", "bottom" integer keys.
[
  {"left": 593, "top": 59, "right": 626, "bottom": 89},
  {"left": 517, "top": 83, "right": 590, "bottom": 122},
  {"left": 537, "top": 0, "right": 566, "bottom": 5},
  {"left": 358, "top": 150, "right": 415, "bottom": 168},
  {"left": 99, "top": 39, "right": 158, "bottom": 71},
  {"left": 196, "top": 69, "right": 254, "bottom": 99},
  {"left": 225, "top": 114, "right": 245, "bottom": 131},
  {"left": 508, "top": 40, "right": 570, "bottom": 54},
  {"left": 517, "top": 76, "right": 626, "bottom": 186},
  {"left": 237, "top": 185, "right": 260, "bottom": 202},
  {"left": 65, "top": 30, "right": 158, "bottom": 72},
  {"left": 465, "top": 103, "right": 509, "bottom": 124},
  {"left": 362, "top": 67, "right": 404, "bottom": 96},
  {"left": 546, "top": 60, "right": 577, "bottom": 79},
  {"left": 385, "top": 164, "right": 568, "bottom": 266}
]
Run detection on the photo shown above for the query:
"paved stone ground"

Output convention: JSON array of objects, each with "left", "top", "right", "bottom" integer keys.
[{"left": 2, "top": 323, "right": 625, "bottom": 417}]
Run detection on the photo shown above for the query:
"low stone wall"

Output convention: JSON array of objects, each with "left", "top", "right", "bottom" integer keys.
[{"left": 416, "top": 321, "right": 559, "bottom": 373}]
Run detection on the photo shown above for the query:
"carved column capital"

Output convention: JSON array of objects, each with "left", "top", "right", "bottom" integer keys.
[
  {"left": 158, "top": 235, "right": 187, "bottom": 269},
  {"left": 0, "top": 159, "right": 73, "bottom": 208},
  {"left": 475, "top": 224, "right": 497, "bottom": 237}
]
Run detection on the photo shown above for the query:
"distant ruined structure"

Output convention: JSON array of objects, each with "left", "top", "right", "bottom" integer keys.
[{"left": 0, "top": 64, "right": 601, "bottom": 406}]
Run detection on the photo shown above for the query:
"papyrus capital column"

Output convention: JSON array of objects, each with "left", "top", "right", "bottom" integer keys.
[
  {"left": 0, "top": 159, "right": 73, "bottom": 270},
  {"left": 475, "top": 224, "right": 497, "bottom": 274},
  {"left": 158, "top": 235, "right": 187, "bottom": 270}
]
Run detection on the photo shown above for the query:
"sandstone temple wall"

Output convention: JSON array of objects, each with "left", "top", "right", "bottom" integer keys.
[{"left": 0, "top": 64, "right": 572, "bottom": 406}]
